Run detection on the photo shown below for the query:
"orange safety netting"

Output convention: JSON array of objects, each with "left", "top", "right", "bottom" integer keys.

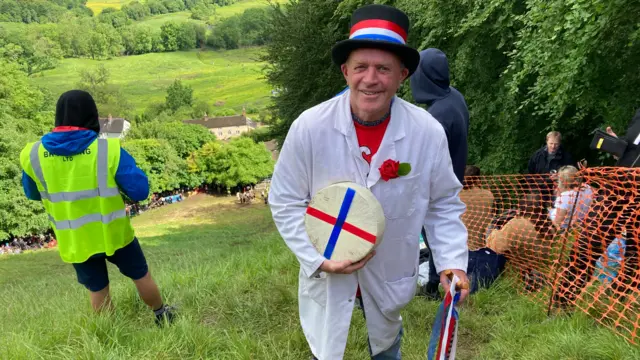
[{"left": 461, "top": 167, "right": 640, "bottom": 344}]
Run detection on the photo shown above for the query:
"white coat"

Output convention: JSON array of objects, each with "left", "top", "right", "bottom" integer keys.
[{"left": 268, "top": 90, "right": 468, "bottom": 359}]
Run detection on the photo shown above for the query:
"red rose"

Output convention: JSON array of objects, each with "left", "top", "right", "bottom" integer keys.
[{"left": 379, "top": 159, "right": 400, "bottom": 181}]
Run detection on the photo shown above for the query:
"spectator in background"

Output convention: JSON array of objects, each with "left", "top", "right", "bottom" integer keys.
[
  {"left": 528, "top": 131, "right": 574, "bottom": 175},
  {"left": 526, "top": 131, "right": 574, "bottom": 206},
  {"left": 410, "top": 48, "right": 470, "bottom": 301},
  {"left": 549, "top": 165, "right": 594, "bottom": 230},
  {"left": 410, "top": 48, "right": 469, "bottom": 184}
]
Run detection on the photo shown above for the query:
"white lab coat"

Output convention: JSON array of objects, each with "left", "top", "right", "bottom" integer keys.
[{"left": 268, "top": 90, "right": 468, "bottom": 359}]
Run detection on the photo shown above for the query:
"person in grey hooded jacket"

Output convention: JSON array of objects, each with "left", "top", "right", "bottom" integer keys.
[
  {"left": 410, "top": 48, "right": 469, "bottom": 184},
  {"left": 411, "top": 48, "right": 470, "bottom": 300}
]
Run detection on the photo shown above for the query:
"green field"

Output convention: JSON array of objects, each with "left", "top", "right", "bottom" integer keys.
[
  {"left": 87, "top": 0, "right": 133, "bottom": 14},
  {"left": 33, "top": 47, "right": 271, "bottom": 116},
  {"left": 212, "top": 0, "right": 276, "bottom": 20},
  {"left": 1, "top": 194, "right": 639, "bottom": 359},
  {"left": 135, "top": 11, "right": 203, "bottom": 29},
  {"left": 135, "top": 0, "right": 277, "bottom": 28}
]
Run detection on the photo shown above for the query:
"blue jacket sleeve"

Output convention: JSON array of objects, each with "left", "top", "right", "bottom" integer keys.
[
  {"left": 22, "top": 171, "right": 41, "bottom": 201},
  {"left": 115, "top": 148, "right": 150, "bottom": 202}
]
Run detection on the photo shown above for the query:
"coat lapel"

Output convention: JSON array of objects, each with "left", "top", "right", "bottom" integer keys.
[
  {"left": 334, "top": 91, "right": 406, "bottom": 188},
  {"left": 367, "top": 97, "right": 406, "bottom": 188}
]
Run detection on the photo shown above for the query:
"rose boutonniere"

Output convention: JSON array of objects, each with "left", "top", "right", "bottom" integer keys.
[{"left": 379, "top": 159, "right": 411, "bottom": 181}]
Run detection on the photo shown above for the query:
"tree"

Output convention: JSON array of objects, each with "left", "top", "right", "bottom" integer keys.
[
  {"left": 189, "top": 137, "right": 274, "bottom": 188},
  {"left": 76, "top": 64, "right": 133, "bottom": 117},
  {"left": 160, "top": 21, "right": 180, "bottom": 51},
  {"left": 261, "top": 0, "right": 348, "bottom": 146},
  {"left": 126, "top": 120, "right": 215, "bottom": 159},
  {"left": 177, "top": 22, "right": 197, "bottom": 50},
  {"left": 165, "top": 79, "right": 194, "bottom": 113},
  {"left": 121, "top": 138, "right": 195, "bottom": 199},
  {"left": 0, "top": 33, "right": 63, "bottom": 75},
  {"left": 0, "top": 60, "right": 53, "bottom": 240}
]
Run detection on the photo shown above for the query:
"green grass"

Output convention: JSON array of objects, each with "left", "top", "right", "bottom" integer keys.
[
  {"left": 1, "top": 194, "right": 639, "bottom": 359},
  {"left": 32, "top": 47, "right": 271, "bottom": 115},
  {"left": 212, "top": 0, "right": 277, "bottom": 20},
  {"left": 134, "top": 0, "right": 278, "bottom": 29},
  {"left": 86, "top": 0, "right": 134, "bottom": 14},
  {"left": 135, "top": 11, "right": 204, "bottom": 29}
]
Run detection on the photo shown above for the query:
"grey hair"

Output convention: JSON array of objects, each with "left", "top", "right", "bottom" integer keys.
[{"left": 546, "top": 131, "right": 562, "bottom": 142}]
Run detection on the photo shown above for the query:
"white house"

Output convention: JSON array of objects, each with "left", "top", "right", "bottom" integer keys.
[{"left": 98, "top": 115, "right": 130, "bottom": 139}]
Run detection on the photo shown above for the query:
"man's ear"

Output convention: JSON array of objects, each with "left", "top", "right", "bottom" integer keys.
[
  {"left": 340, "top": 63, "right": 349, "bottom": 79},
  {"left": 400, "top": 67, "right": 409, "bottom": 82}
]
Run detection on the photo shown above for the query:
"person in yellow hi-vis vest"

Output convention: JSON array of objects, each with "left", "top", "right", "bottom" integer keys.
[{"left": 19, "top": 90, "right": 175, "bottom": 326}]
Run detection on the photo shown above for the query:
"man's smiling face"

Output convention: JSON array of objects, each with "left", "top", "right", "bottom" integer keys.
[{"left": 341, "top": 48, "right": 409, "bottom": 122}]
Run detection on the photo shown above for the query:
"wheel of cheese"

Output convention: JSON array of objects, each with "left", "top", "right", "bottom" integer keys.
[{"left": 305, "top": 182, "right": 385, "bottom": 262}]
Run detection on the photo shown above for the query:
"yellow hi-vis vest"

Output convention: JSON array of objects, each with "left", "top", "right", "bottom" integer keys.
[{"left": 20, "top": 138, "right": 135, "bottom": 263}]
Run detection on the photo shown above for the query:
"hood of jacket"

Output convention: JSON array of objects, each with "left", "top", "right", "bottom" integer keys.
[
  {"left": 42, "top": 130, "right": 98, "bottom": 156},
  {"left": 410, "top": 48, "right": 451, "bottom": 105},
  {"left": 55, "top": 90, "right": 101, "bottom": 133}
]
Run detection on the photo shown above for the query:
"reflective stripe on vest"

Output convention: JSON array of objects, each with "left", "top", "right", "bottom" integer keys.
[
  {"left": 48, "top": 209, "right": 127, "bottom": 230},
  {"left": 29, "top": 139, "right": 120, "bottom": 203}
]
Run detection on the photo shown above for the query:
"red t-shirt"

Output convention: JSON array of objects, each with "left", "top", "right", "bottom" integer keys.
[
  {"left": 354, "top": 117, "right": 390, "bottom": 165},
  {"left": 353, "top": 116, "right": 390, "bottom": 298}
]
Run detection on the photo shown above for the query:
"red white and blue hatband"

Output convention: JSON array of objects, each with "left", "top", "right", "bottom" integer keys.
[{"left": 331, "top": 4, "right": 420, "bottom": 76}]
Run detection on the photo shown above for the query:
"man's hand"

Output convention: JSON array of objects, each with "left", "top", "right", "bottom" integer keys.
[
  {"left": 319, "top": 251, "right": 375, "bottom": 274},
  {"left": 606, "top": 127, "right": 621, "bottom": 160},
  {"left": 440, "top": 269, "right": 470, "bottom": 303}
]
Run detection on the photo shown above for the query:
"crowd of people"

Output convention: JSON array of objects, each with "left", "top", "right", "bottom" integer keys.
[
  {"left": 126, "top": 190, "right": 187, "bottom": 218},
  {"left": 0, "top": 232, "right": 58, "bottom": 256}
]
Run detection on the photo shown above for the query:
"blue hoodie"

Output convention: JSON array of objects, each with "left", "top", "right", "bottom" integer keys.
[
  {"left": 410, "top": 48, "right": 469, "bottom": 184},
  {"left": 22, "top": 130, "right": 149, "bottom": 202}
]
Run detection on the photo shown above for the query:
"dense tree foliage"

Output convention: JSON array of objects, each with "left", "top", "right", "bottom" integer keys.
[
  {"left": 188, "top": 137, "right": 275, "bottom": 188},
  {"left": 264, "top": 0, "right": 640, "bottom": 174},
  {"left": 0, "top": 5, "right": 272, "bottom": 67},
  {"left": 0, "top": 0, "right": 91, "bottom": 24},
  {"left": 206, "top": 7, "right": 272, "bottom": 50},
  {"left": 0, "top": 61, "right": 52, "bottom": 240},
  {"left": 126, "top": 120, "right": 214, "bottom": 159}
]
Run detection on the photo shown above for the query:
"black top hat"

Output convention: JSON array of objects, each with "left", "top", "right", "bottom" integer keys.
[{"left": 331, "top": 4, "right": 420, "bottom": 76}]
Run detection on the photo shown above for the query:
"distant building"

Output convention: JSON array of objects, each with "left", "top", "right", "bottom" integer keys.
[
  {"left": 98, "top": 115, "right": 130, "bottom": 139},
  {"left": 183, "top": 110, "right": 257, "bottom": 140}
]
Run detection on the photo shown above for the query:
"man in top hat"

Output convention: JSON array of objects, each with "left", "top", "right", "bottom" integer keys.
[{"left": 268, "top": 4, "right": 469, "bottom": 359}]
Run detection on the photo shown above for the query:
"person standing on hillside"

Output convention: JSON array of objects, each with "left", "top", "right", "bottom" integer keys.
[
  {"left": 19, "top": 90, "right": 175, "bottom": 326},
  {"left": 410, "top": 48, "right": 470, "bottom": 301},
  {"left": 268, "top": 5, "right": 469, "bottom": 359}
]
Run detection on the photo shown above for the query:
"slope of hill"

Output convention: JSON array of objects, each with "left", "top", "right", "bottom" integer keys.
[
  {"left": 134, "top": 0, "right": 276, "bottom": 28},
  {"left": 1, "top": 194, "right": 639, "bottom": 359},
  {"left": 87, "top": 0, "right": 133, "bottom": 14},
  {"left": 32, "top": 47, "right": 271, "bottom": 115}
]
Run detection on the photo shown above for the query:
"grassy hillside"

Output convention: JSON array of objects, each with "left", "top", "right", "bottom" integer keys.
[
  {"left": 134, "top": 11, "right": 200, "bottom": 29},
  {"left": 33, "top": 47, "right": 271, "bottom": 115},
  {"left": 87, "top": 0, "right": 134, "bottom": 14},
  {"left": 135, "top": 0, "right": 276, "bottom": 28},
  {"left": 1, "top": 194, "right": 639, "bottom": 359},
  {"left": 213, "top": 0, "right": 275, "bottom": 19}
]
